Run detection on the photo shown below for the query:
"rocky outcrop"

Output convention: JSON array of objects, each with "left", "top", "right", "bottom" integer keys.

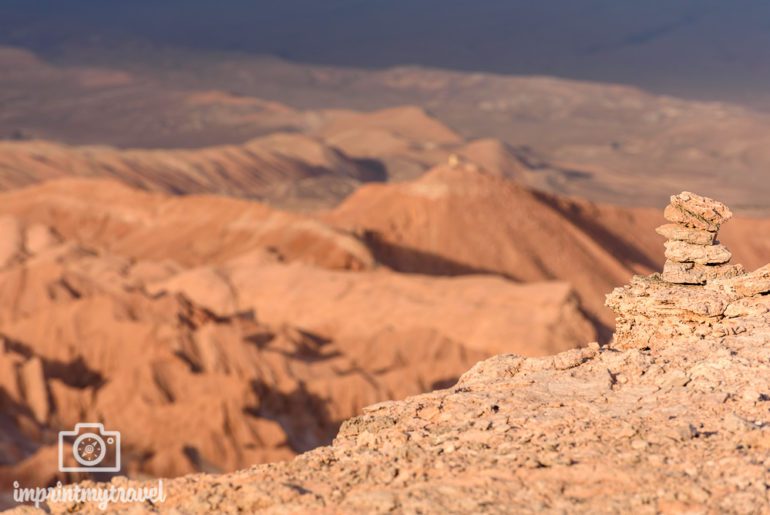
[
  {"left": 149, "top": 263, "right": 593, "bottom": 357},
  {"left": 607, "top": 192, "right": 770, "bottom": 350}
]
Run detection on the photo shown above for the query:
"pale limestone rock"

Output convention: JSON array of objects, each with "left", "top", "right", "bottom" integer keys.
[
  {"left": 669, "top": 191, "right": 733, "bottom": 227},
  {"left": 662, "top": 260, "right": 697, "bottom": 283},
  {"left": 655, "top": 223, "right": 715, "bottom": 245},
  {"left": 664, "top": 240, "right": 731, "bottom": 265},
  {"left": 662, "top": 260, "right": 744, "bottom": 285},
  {"left": 702, "top": 263, "right": 744, "bottom": 281},
  {"left": 49, "top": 296, "right": 770, "bottom": 514},
  {"left": 663, "top": 204, "right": 718, "bottom": 231},
  {"left": 659, "top": 191, "right": 736, "bottom": 284},
  {"left": 724, "top": 297, "right": 770, "bottom": 318},
  {"left": 717, "top": 264, "right": 770, "bottom": 297},
  {"left": 605, "top": 275, "right": 734, "bottom": 325}
]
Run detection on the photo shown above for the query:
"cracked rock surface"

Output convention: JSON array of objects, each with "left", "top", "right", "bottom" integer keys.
[{"left": 18, "top": 322, "right": 770, "bottom": 514}]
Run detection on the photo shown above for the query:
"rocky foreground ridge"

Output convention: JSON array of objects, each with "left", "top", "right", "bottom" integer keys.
[{"left": 8, "top": 192, "right": 770, "bottom": 513}]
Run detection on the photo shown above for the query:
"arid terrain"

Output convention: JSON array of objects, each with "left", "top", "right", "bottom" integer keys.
[
  {"left": 2, "top": 15, "right": 770, "bottom": 512},
  {"left": 1, "top": 167, "right": 770, "bottom": 504},
  {"left": 0, "top": 175, "right": 597, "bottom": 494},
  {"left": 6, "top": 193, "right": 770, "bottom": 513}
]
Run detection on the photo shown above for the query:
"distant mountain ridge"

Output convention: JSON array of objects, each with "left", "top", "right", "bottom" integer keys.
[
  {"left": 4, "top": 0, "right": 770, "bottom": 107},
  {"left": 3, "top": 46, "right": 770, "bottom": 213}
]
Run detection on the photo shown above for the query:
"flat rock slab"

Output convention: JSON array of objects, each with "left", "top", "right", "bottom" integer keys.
[
  {"left": 664, "top": 240, "right": 732, "bottom": 265},
  {"left": 717, "top": 264, "right": 770, "bottom": 297},
  {"left": 724, "top": 296, "right": 770, "bottom": 318},
  {"left": 662, "top": 260, "right": 744, "bottom": 285},
  {"left": 606, "top": 275, "right": 733, "bottom": 318},
  {"left": 668, "top": 191, "right": 732, "bottom": 228},
  {"left": 655, "top": 223, "right": 715, "bottom": 245}
]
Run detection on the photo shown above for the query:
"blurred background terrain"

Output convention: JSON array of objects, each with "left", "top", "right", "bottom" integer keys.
[{"left": 1, "top": 0, "right": 769, "bottom": 500}]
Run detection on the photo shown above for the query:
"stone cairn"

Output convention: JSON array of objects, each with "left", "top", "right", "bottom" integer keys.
[
  {"left": 658, "top": 192, "right": 743, "bottom": 284},
  {"left": 607, "top": 191, "right": 770, "bottom": 350}
]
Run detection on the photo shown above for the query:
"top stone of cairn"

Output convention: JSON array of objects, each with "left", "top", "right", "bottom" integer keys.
[
  {"left": 657, "top": 191, "right": 742, "bottom": 284},
  {"left": 663, "top": 191, "right": 733, "bottom": 231}
]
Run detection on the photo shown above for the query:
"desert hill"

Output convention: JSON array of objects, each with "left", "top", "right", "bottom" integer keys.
[
  {"left": 0, "top": 65, "right": 546, "bottom": 210},
  {"left": 317, "top": 106, "right": 462, "bottom": 149},
  {"left": 330, "top": 164, "right": 659, "bottom": 331},
  {"left": 329, "top": 165, "right": 770, "bottom": 332},
  {"left": 0, "top": 134, "right": 382, "bottom": 210},
  {"left": 0, "top": 178, "right": 374, "bottom": 269},
  {"left": 0, "top": 131, "right": 559, "bottom": 211},
  {"left": 15, "top": 192, "right": 770, "bottom": 513},
  {"left": 2, "top": 168, "right": 768, "bottom": 341}
]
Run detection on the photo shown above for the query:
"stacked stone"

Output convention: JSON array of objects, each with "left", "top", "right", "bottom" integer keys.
[
  {"left": 656, "top": 191, "right": 744, "bottom": 284},
  {"left": 606, "top": 191, "right": 770, "bottom": 350}
]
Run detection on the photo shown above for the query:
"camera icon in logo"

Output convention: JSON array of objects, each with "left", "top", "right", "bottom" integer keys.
[{"left": 58, "top": 423, "right": 121, "bottom": 472}]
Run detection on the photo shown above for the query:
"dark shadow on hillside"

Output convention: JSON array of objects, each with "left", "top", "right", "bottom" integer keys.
[
  {"left": 246, "top": 380, "right": 340, "bottom": 453},
  {"left": 360, "top": 229, "right": 522, "bottom": 280},
  {"left": 430, "top": 377, "right": 461, "bottom": 391},
  {"left": 579, "top": 305, "right": 614, "bottom": 346},
  {"left": 1, "top": 335, "right": 104, "bottom": 390},
  {"left": 534, "top": 190, "right": 660, "bottom": 272},
  {"left": 358, "top": 231, "right": 614, "bottom": 345},
  {"left": 244, "top": 328, "right": 343, "bottom": 364},
  {"left": 352, "top": 158, "right": 388, "bottom": 183}
]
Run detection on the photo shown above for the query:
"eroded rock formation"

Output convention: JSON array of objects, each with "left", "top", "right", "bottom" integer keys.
[
  {"left": 11, "top": 191, "right": 770, "bottom": 513},
  {"left": 0, "top": 182, "right": 595, "bottom": 493}
]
